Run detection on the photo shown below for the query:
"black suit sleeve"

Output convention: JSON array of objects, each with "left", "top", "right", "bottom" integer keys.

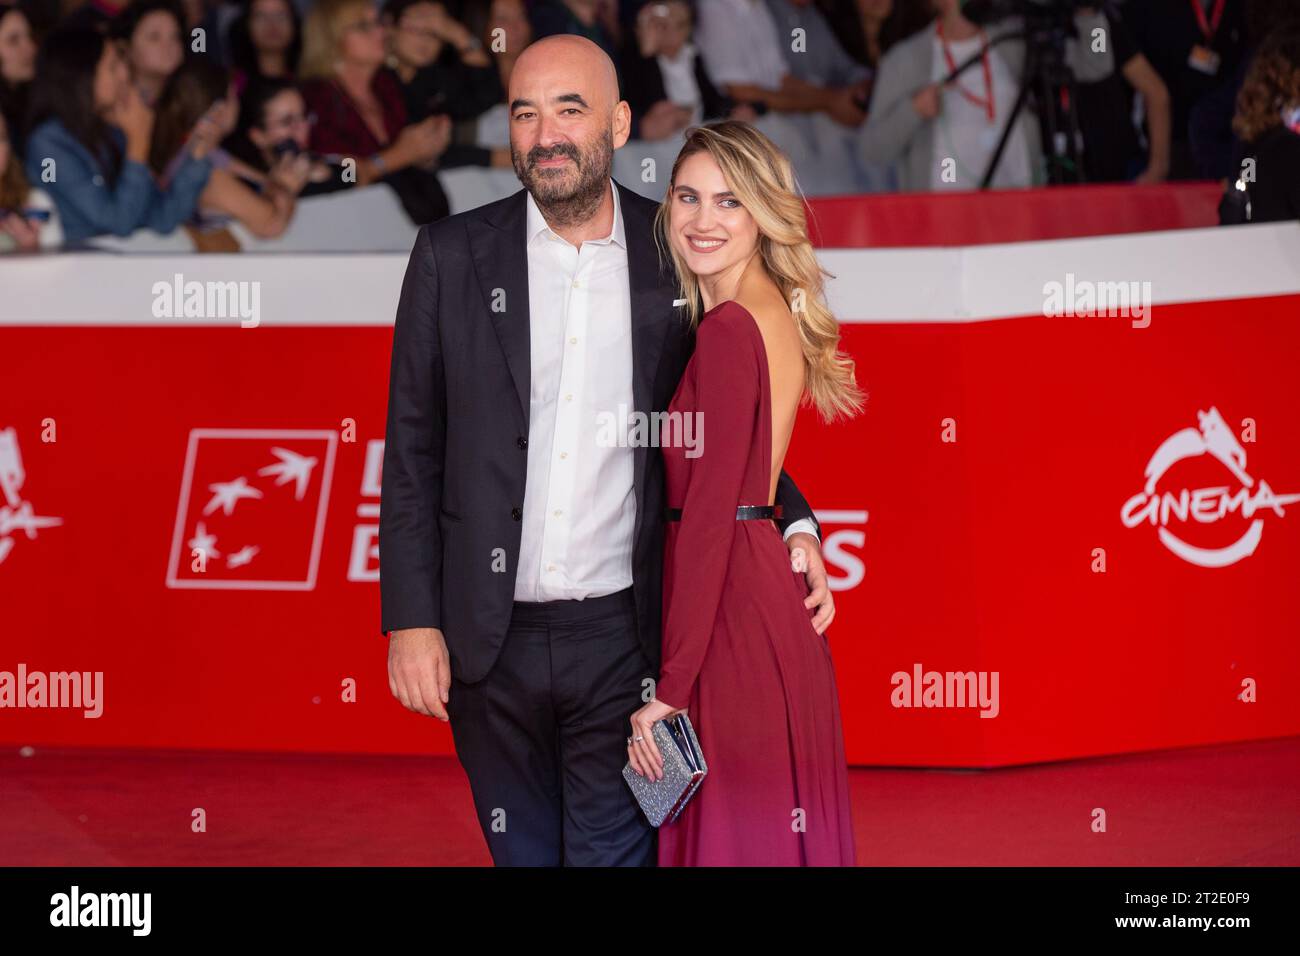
[
  {"left": 378, "top": 225, "right": 446, "bottom": 636},
  {"left": 775, "top": 470, "right": 820, "bottom": 540}
]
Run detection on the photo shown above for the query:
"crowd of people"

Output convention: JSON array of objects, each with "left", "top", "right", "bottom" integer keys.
[{"left": 0, "top": 0, "right": 1297, "bottom": 252}]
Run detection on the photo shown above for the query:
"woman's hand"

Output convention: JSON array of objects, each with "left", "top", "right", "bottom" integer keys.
[
  {"left": 635, "top": 3, "right": 668, "bottom": 58},
  {"left": 429, "top": 6, "right": 468, "bottom": 48},
  {"left": 269, "top": 152, "right": 312, "bottom": 196},
  {"left": 639, "top": 100, "right": 691, "bottom": 140},
  {"left": 1134, "top": 165, "right": 1167, "bottom": 185},
  {"left": 0, "top": 212, "right": 40, "bottom": 251},
  {"left": 728, "top": 102, "right": 759, "bottom": 123},
  {"left": 627, "top": 696, "right": 684, "bottom": 781},
  {"left": 911, "top": 83, "right": 941, "bottom": 120},
  {"left": 394, "top": 115, "right": 450, "bottom": 168},
  {"left": 188, "top": 100, "right": 234, "bottom": 161},
  {"left": 113, "top": 85, "right": 154, "bottom": 162}
]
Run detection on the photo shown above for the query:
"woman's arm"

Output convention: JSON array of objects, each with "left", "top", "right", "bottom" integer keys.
[
  {"left": 358, "top": 117, "right": 449, "bottom": 184},
  {"left": 199, "top": 166, "right": 295, "bottom": 239},
  {"left": 1123, "top": 53, "right": 1171, "bottom": 182},
  {"left": 654, "top": 312, "right": 759, "bottom": 711},
  {"left": 26, "top": 123, "right": 162, "bottom": 238},
  {"left": 721, "top": 78, "right": 828, "bottom": 113},
  {"left": 143, "top": 150, "right": 213, "bottom": 236},
  {"left": 859, "top": 44, "right": 932, "bottom": 167}
]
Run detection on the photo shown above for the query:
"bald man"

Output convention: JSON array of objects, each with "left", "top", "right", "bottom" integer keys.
[{"left": 379, "top": 35, "right": 831, "bottom": 866}]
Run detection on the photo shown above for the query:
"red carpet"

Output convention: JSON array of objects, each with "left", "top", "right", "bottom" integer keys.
[{"left": 2, "top": 737, "right": 1296, "bottom": 866}]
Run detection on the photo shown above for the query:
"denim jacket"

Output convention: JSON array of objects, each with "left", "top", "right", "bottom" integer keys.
[{"left": 24, "top": 118, "right": 212, "bottom": 244}]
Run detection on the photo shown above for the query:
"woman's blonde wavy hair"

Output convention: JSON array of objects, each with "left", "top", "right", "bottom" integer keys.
[
  {"left": 299, "top": 0, "right": 372, "bottom": 80},
  {"left": 653, "top": 120, "right": 866, "bottom": 423}
]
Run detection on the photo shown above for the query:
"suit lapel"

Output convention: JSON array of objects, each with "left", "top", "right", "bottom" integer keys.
[
  {"left": 619, "top": 179, "right": 676, "bottom": 540},
  {"left": 469, "top": 181, "right": 678, "bottom": 524},
  {"left": 469, "top": 188, "right": 531, "bottom": 428}
]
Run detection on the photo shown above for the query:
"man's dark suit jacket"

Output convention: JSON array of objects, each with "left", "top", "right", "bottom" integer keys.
[{"left": 378, "top": 179, "right": 820, "bottom": 684}]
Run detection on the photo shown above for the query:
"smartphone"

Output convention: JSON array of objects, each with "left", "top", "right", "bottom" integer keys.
[{"left": 272, "top": 138, "right": 302, "bottom": 158}]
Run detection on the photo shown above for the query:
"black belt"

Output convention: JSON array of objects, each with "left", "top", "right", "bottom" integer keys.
[{"left": 665, "top": 505, "right": 782, "bottom": 522}]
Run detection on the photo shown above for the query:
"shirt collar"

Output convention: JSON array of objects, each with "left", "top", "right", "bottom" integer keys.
[
  {"left": 660, "top": 42, "right": 697, "bottom": 66},
  {"left": 526, "top": 177, "right": 626, "bottom": 249}
]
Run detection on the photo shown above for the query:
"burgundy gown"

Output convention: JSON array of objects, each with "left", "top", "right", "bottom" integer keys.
[{"left": 654, "top": 300, "right": 857, "bottom": 866}]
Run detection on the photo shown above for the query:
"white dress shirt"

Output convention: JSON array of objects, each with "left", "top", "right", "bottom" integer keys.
[
  {"left": 928, "top": 31, "right": 1032, "bottom": 191},
  {"left": 514, "top": 178, "right": 816, "bottom": 603},
  {"left": 515, "top": 179, "right": 638, "bottom": 601},
  {"left": 658, "top": 42, "right": 704, "bottom": 127},
  {"left": 695, "top": 0, "right": 789, "bottom": 91}
]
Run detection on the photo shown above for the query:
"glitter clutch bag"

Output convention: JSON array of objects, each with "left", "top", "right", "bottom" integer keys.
[{"left": 622, "top": 713, "right": 708, "bottom": 827}]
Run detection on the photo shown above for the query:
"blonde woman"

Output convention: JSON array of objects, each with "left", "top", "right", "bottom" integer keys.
[
  {"left": 626, "top": 120, "right": 864, "bottom": 866},
  {"left": 299, "top": 0, "right": 451, "bottom": 222}
]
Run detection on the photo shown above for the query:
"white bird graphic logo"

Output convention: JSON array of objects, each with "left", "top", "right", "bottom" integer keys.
[
  {"left": 187, "top": 520, "right": 221, "bottom": 560},
  {"left": 226, "top": 545, "right": 260, "bottom": 568},
  {"left": 204, "top": 476, "right": 263, "bottom": 516},
  {"left": 258, "top": 447, "right": 319, "bottom": 500}
]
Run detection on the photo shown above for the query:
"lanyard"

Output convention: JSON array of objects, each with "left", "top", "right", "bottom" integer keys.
[
  {"left": 1190, "top": 0, "right": 1226, "bottom": 42},
  {"left": 937, "top": 20, "right": 994, "bottom": 123}
]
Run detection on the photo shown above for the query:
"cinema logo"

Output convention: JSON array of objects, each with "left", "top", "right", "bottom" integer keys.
[
  {"left": 151, "top": 272, "right": 261, "bottom": 327},
  {"left": 1120, "top": 406, "right": 1300, "bottom": 567},
  {"left": 1042, "top": 272, "right": 1151, "bottom": 328}
]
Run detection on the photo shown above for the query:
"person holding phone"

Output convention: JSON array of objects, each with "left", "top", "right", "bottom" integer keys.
[
  {"left": 151, "top": 57, "right": 311, "bottom": 242},
  {"left": 228, "top": 77, "right": 355, "bottom": 197},
  {"left": 0, "top": 108, "right": 59, "bottom": 251},
  {"left": 300, "top": 0, "right": 454, "bottom": 224},
  {"left": 23, "top": 27, "right": 213, "bottom": 245}
]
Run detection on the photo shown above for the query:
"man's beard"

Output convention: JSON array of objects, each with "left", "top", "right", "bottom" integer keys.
[{"left": 512, "top": 129, "right": 614, "bottom": 228}]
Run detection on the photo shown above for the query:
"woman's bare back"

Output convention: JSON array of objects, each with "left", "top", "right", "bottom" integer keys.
[{"left": 737, "top": 289, "right": 806, "bottom": 505}]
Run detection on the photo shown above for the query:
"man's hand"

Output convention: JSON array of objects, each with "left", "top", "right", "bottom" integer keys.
[
  {"left": 640, "top": 100, "right": 691, "bottom": 140},
  {"left": 824, "top": 86, "right": 867, "bottom": 128},
  {"left": 786, "top": 531, "right": 835, "bottom": 634},
  {"left": 388, "top": 627, "right": 452, "bottom": 721}
]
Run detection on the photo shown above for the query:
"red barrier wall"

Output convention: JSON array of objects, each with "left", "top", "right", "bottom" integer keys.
[
  {"left": 3, "top": 292, "right": 1297, "bottom": 766},
  {"left": 806, "top": 182, "right": 1224, "bottom": 247}
]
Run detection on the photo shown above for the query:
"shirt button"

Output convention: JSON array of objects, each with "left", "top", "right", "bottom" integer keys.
[
  {"left": 511, "top": 507, "right": 522, "bottom": 520},
  {"left": 565, "top": 394, "right": 573, "bottom": 402},
  {"left": 553, "top": 509, "right": 562, "bottom": 517},
  {"left": 517, "top": 436, "right": 528, "bottom": 449},
  {"left": 546, "top": 564, "right": 556, "bottom": 571},
  {"left": 569, "top": 337, "right": 577, "bottom": 345},
  {"left": 572, "top": 280, "right": 580, "bottom": 288},
  {"left": 559, "top": 451, "right": 567, "bottom": 459}
]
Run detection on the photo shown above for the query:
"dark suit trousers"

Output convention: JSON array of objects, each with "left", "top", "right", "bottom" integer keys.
[{"left": 445, "top": 586, "right": 656, "bottom": 866}]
